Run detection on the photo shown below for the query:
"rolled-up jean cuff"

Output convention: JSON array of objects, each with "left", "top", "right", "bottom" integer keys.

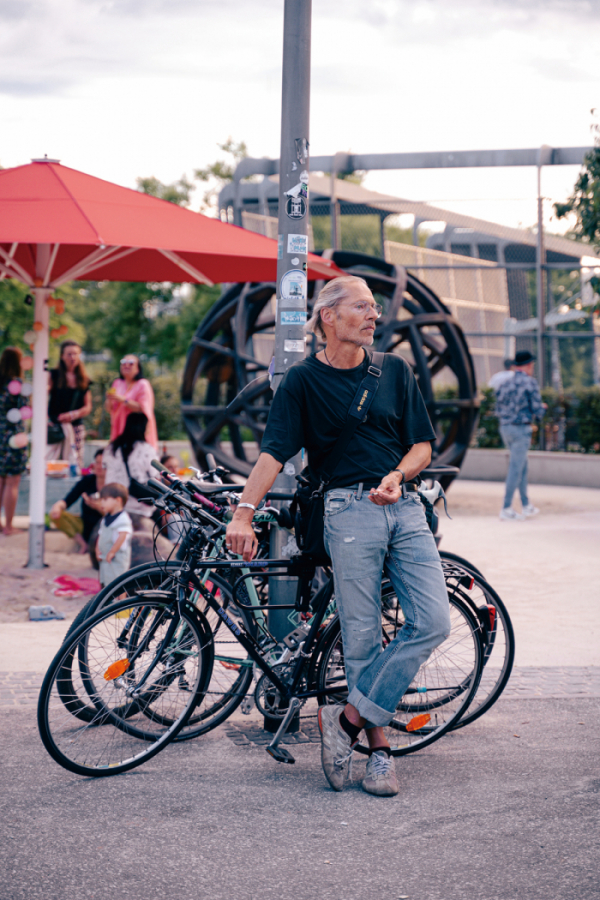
[{"left": 347, "top": 687, "right": 394, "bottom": 728}]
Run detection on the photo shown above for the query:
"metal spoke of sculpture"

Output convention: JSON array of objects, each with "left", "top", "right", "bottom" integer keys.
[{"left": 181, "top": 251, "right": 479, "bottom": 488}]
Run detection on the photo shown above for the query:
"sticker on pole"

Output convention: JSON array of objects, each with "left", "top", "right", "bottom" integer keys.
[
  {"left": 280, "top": 269, "right": 307, "bottom": 305},
  {"left": 277, "top": 234, "right": 283, "bottom": 260},
  {"left": 280, "top": 311, "right": 307, "bottom": 324},
  {"left": 284, "top": 340, "right": 304, "bottom": 353},
  {"left": 285, "top": 196, "right": 307, "bottom": 219},
  {"left": 287, "top": 234, "right": 308, "bottom": 255}
]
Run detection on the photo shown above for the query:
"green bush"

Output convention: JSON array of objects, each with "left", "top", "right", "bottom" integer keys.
[
  {"left": 569, "top": 388, "right": 600, "bottom": 452},
  {"left": 472, "top": 388, "right": 503, "bottom": 448},
  {"left": 472, "top": 385, "right": 600, "bottom": 453},
  {"left": 152, "top": 371, "right": 186, "bottom": 441}
]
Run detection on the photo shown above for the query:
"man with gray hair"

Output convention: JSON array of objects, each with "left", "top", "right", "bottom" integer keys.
[{"left": 226, "top": 275, "right": 450, "bottom": 796}]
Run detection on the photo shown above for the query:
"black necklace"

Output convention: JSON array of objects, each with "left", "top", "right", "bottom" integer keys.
[{"left": 323, "top": 347, "right": 334, "bottom": 367}]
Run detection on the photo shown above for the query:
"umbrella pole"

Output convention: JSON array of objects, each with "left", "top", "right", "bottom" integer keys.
[{"left": 27, "top": 285, "right": 51, "bottom": 568}]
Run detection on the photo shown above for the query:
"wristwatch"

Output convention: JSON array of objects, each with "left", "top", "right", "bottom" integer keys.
[{"left": 394, "top": 467, "right": 406, "bottom": 484}]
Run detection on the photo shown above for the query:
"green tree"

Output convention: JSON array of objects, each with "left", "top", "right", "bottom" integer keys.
[
  {"left": 0, "top": 280, "right": 86, "bottom": 359},
  {"left": 67, "top": 281, "right": 218, "bottom": 366},
  {"left": 194, "top": 137, "right": 249, "bottom": 211},
  {"left": 136, "top": 174, "right": 194, "bottom": 207},
  {"left": 554, "top": 116, "right": 600, "bottom": 296}
]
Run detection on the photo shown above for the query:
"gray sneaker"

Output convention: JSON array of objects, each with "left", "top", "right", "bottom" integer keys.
[
  {"left": 317, "top": 705, "right": 355, "bottom": 791},
  {"left": 362, "top": 750, "right": 399, "bottom": 797}
]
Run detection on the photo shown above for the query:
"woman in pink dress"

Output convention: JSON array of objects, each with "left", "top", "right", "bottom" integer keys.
[{"left": 106, "top": 355, "right": 158, "bottom": 449}]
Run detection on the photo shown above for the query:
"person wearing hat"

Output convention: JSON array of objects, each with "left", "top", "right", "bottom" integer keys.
[{"left": 495, "top": 350, "right": 546, "bottom": 521}]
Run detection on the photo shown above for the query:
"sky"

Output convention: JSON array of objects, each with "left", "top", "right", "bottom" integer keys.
[{"left": 1, "top": 0, "right": 599, "bottom": 232}]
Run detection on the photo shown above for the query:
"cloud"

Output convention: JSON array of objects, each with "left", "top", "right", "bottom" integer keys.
[{"left": 0, "top": 0, "right": 37, "bottom": 21}]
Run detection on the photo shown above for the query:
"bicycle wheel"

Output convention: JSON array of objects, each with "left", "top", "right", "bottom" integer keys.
[
  {"left": 58, "top": 563, "right": 189, "bottom": 722},
  {"left": 441, "top": 561, "right": 515, "bottom": 728},
  {"left": 439, "top": 550, "right": 485, "bottom": 580},
  {"left": 163, "top": 572, "right": 257, "bottom": 741},
  {"left": 316, "top": 592, "right": 483, "bottom": 756},
  {"left": 58, "top": 562, "right": 256, "bottom": 735},
  {"left": 63, "top": 561, "right": 186, "bottom": 643},
  {"left": 38, "top": 596, "right": 213, "bottom": 777}
]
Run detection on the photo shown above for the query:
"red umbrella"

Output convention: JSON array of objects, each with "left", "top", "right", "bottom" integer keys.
[
  {"left": 0, "top": 158, "right": 339, "bottom": 284},
  {"left": 0, "top": 159, "right": 340, "bottom": 567}
]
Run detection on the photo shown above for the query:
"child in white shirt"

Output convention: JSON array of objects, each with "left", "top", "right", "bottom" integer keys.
[{"left": 96, "top": 483, "right": 133, "bottom": 587}]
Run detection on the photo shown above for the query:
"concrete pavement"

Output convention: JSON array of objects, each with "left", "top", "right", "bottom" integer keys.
[
  {"left": 1, "top": 697, "right": 598, "bottom": 900},
  {"left": 1, "top": 480, "right": 599, "bottom": 899}
]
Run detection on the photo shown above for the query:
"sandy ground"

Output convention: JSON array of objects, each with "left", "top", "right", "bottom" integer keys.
[{"left": 0, "top": 480, "right": 598, "bottom": 672}]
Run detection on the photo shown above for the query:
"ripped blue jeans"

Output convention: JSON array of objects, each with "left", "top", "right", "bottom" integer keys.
[{"left": 324, "top": 488, "right": 450, "bottom": 727}]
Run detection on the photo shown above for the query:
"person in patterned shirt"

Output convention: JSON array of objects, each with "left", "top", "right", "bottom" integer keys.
[{"left": 495, "top": 350, "right": 546, "bottom": 521}]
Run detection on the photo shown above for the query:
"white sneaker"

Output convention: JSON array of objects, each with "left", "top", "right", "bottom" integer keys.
[
  {"left": 499, "top": 507, "right": 524, "bottom": 521},
  {"left": 317, "top": 705, "right": 355, "bottom": 792},
  {"left": 362, "top": 750, "right": 399, "bottom": 797},
  {"left": 522, "top": 504, "right": 540, "bottom": 517}
]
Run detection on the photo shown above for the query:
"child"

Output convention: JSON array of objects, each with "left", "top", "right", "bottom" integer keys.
[{"left": 96, "top": 483, "right": 133, "bottom": 588}]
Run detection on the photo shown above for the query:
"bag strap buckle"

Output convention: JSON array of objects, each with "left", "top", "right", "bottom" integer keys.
[{"left": 367, "top": 365, "right": 382, "bottom": 376}]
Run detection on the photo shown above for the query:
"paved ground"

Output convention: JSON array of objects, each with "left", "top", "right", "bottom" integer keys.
[
  {"left": 1, "top": 480, "right": 598, "bottom": 899},
  {"left": 1, "top": 698, "right": 599, "bottom": 900}
]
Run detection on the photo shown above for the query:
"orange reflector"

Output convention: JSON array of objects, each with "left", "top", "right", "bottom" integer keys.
[
  {"left": 406, "top": 713, "right": 431, "bottom": 732},
  {"left": 103, "top": 659, "right": 130, "bottom": 681},
  {"left": 487, "top": 604, "right": 496, "bottom": 631},
  {"left": 220, "top": 661, "right": 240, "bottom": 670}
]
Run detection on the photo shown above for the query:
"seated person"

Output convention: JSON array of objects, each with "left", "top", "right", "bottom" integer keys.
[
  {"left": 158, "top": 453, "right": 189, "bottom": 543},
  {"left": 49, "top": 449, "right": 105, "bottom": 553},
  {"left": 160, "top": 454, "right": 180, "bottom": 474}
]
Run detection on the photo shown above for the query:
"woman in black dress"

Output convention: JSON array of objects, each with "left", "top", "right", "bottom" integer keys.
[
  {"left": 0, "top": 347, "right": 28, "bottom": 535},
  {"left": 47, "top": 340, "right": 92, "bottom": 470}
]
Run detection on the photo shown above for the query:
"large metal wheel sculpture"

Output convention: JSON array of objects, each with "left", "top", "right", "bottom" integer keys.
[{"left": 181, "top": 251, "right": 479, "bottom": 488}]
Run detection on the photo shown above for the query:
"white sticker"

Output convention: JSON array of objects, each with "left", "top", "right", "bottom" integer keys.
[
  {"left": 287, "top": 233, "right": 308, "bottom": 255},
  {"left": 280, "top": 269, "right": 307, "bottom": 302},
  {"left": 283, "top": 461, "right": 296, "bottom": 476},
  {"left": 280, "top": 311, "right": 307, "bottom": 324},
  {"left": 284, "top": 181, "right": 307, "bottom": 200},
  {"left": 291, "top": 257, "right": 299, "bottom": 265},
  {"left": 284, "top": 339, "right": 304, "bottom": 353}
]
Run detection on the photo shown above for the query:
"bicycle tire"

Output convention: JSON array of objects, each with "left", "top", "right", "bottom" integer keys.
[
  {"left": 315, "top": 592, "right": 483, "bottom": 757},
  {"left": 63, "top": 561, "right": 186, "bottom": 643},
  {"left": 439, "top": 550, "right": 485, "bottom": 580},
  {"left": 442, "top": 564, "right": 515, "bottom": 728},
  {"left": 160, "top": 572, "right": 257, "bottom": 741},
  {"left": 38, "top": 596, "right": 214, "bottom": 777},
  {"left": 59, "top": 564, "right": 256, "bottom": 737}
]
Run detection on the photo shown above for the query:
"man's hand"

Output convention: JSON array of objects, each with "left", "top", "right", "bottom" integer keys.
[
  {"left": 225, "top": 512, "right": 258, "bottom": 561},
  {"left": 224, "top": 452, "right": 283, "bottom": 561},
  {"left": 368, "top": 472, "right": 402, "bottom": 506},
  {"left": 49, "top": 500, "right": 66, "bottom": 521}
]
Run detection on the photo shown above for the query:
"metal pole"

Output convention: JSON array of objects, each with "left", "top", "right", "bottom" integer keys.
[
  {"left": 266, "top": 0, "right": 312, "bottom": 711},
  {"left": 272, "top": 0, "right": 311, "bottom": 393},
  {"left": 27, "top": 265, "right": 51, "bottom": 567},
  {"left": 536, "top": 164, "right": 545, "bottom": 389}
]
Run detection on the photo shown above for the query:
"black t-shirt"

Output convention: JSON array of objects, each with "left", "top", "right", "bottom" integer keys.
[
  {"left": 48, "top": 370, "right": 92, "bottom": 426},
  {"left": 63, "top": 473, "right": 102, "bottom": 542},
  {"left": 261, "top": 350, "right": 436, "bottom": 489}
]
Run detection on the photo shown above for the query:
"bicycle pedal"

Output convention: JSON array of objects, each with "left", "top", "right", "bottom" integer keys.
[{"left": 266, "top": 745, "right": 296, "bottom": 765}]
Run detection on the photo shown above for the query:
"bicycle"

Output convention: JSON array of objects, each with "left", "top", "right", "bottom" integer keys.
[
  {"left": 49, "top": 461, "right": 514, "bottom": 740},
  {"left": 38, "top": 490, "right": 485, "bottom": 775}
]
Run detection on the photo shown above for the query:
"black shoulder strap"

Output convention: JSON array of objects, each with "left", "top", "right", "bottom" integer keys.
[{"left": 318, "top": 351, "right": 384, "bottom": 489}]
